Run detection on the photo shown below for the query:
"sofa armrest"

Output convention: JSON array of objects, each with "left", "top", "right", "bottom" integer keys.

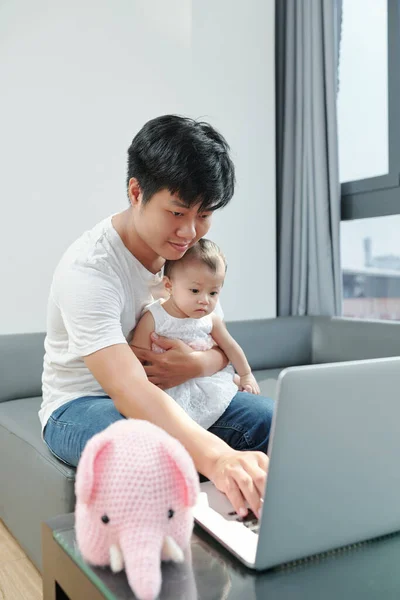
[
  {"left": 312, "top": 317, "right": 400, "bottom": 364},
  {"left": 226, "top": 317, "right": 313, "bottom": 370},
  {"left": 0, "top": 332, "right": 45, "bottom": 403}
]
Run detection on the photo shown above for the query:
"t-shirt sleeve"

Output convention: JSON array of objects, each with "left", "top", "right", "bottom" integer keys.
[{"left": 54, "top": 264, "right": 127, "bottom": 357}]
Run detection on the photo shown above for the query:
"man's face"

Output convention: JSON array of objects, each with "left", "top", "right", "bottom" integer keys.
[{"left": 132, "top": 188, "right": 213, "bottom": 261}]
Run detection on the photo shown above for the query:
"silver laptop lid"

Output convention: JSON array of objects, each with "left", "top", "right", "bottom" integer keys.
[{"left": 256, "top": 356, "right": 400, "bottom": 570}]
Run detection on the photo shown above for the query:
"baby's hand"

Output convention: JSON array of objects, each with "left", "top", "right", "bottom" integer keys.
[{"left": 239, "top": 373, "right": 260, "bottom": 395}]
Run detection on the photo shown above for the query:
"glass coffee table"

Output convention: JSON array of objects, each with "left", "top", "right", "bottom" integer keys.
[{"left": 42, "top": 513, "right": 400, "bottom": 599}]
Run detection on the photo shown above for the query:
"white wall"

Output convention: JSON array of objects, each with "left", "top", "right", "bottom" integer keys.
[{"left": 0, "top": 0, "right": 275, "bottom": 334}]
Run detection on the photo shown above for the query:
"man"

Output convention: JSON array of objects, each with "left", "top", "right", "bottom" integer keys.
[{"left": 40, "top": 115, "right": 274, "bottom": 519}]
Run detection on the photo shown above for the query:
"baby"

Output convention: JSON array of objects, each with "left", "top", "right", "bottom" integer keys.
[{"left": 131, "top": 238, "right": 260, "bottom": 429}]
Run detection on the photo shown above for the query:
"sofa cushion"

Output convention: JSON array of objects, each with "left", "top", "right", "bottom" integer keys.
[
  {"left": 227, "top": 317, "right": 312, "bottom": 370},
  {"left": 0, "top": 396, "right": 75, "bottom": 477},
  {"left": 0, "top": 396, "right": 75, "bottom": 569},
  {"left": 0, "top": 333, "right": 45, "bottom": 403},
  {"left": 254, "top": 368, "right": 283, "bottom": 400},
  {"left": 312, "top": 317, "right": 400, "bottom": 364}
]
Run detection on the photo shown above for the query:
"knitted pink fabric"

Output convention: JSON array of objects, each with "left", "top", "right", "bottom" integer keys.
[{"left": 75, "top": 419, "right": 200, "bottom": 600}]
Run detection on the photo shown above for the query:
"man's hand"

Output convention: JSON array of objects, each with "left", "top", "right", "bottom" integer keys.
[
  {"left": 131, "top": 333, "right": 199, "bottom": 389},
  {"left": 209, "top": 450, "right": 268, "bottom": 519}
]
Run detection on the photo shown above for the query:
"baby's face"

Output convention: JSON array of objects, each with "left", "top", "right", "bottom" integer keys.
[{"left": 168, "top": 259, "right": 225, "bottom": 318}]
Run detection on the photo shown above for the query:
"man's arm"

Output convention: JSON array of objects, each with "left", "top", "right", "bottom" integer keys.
[
  {"left": 84, "top": 344, "right": 267, "bottom": 518},
  {"left": 131, "top": 332, "right": 229, "bottom": 389},
  {"left": 85, "top": 344, "right": 223, "bottom": 475}
]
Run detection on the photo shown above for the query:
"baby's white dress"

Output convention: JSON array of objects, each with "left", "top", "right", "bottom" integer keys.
[{"left": 146, "top": 300, "right": 238, "bottom": 429}]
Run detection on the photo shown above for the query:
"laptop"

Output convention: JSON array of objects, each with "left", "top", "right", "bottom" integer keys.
[{"left": 193, "top": 357, "right": 400, "bottom": 570}]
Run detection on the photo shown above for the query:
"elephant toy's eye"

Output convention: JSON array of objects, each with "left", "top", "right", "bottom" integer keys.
[
  {"left": 101, "top": 514, "right": 110, "bottom": 524},
  {"left": 168, "top": 509, "right": 174, "bottom": 519}
]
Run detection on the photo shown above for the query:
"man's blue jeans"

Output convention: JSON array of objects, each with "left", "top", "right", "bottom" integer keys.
[{"left": 43, "top": 392, "right": 274, "bottom": 467}]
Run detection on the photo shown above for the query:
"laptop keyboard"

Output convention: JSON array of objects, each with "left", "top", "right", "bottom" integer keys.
[{"left": 228, "top": 509, "right": 260, "bottom": 534}]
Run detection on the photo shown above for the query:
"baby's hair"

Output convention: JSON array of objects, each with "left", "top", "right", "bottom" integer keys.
[{"left": 164, "top": 238, "right": 227, "bottom": 279}]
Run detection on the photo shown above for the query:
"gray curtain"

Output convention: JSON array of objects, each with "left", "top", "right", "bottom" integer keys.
[{"left": 276, "top": 0, "right": 343, "bottom": 316}]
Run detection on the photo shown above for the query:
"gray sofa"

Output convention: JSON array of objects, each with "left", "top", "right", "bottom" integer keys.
[{"left": 1, "top": 316, "right": 400, "bottom": 570}]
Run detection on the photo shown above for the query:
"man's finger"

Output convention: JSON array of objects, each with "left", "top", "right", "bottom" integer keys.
[
  {"left": 143, "top": 364, "right": 155, "bottom": 375},
  {"left": 224, "top": 478, "right": 248, "bottom": 517},
  {"left": 146, "top": 372, "right": 168, "bottom": 388},
  {"left": 256, "top": 451, "right": 269, "bottom": 472},
  {"left": 143, "top": 365, "right": 163, "bottom": 378},
  {"left": 150, "top": 333, "right": 176, "bottom": 350},
  {"left": 240, "top": 479, "right": 261, "bottom": 517},
  {"left": 130, "top": 346, "right": 152, "bottom": 363},
  {"left": 234, "top": 466, "right": 266, "bottom": 517},
  {"left": 249, "top": 456, "right": 269, "bottom": 498}
]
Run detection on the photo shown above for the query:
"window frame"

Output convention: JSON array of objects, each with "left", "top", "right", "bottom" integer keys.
[{"left": 341, "top": 0, "right": 400, "bottom": 221}]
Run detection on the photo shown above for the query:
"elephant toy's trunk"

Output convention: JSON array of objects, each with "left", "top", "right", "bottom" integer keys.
[{"left": 120, "top": 532, "right": 164, "bottom": 600}]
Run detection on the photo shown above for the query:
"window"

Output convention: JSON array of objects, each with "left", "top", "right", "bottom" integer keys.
[
  {"left": 337, "top": 0, "right": 388, "bottom": 184},
  {"left": 338, "top": 0, "right": 400, "bottom": 320},
  {"left": 341, "top": 215, "right": 400, "bottom": 320}
]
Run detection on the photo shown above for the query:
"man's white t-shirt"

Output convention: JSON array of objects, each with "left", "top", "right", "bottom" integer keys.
[
  {"left": 39, "top": 215, "right": 224, "bottom": 433},
  {"left": 39, "top": 215, "right": 163, "bottom": 432}
]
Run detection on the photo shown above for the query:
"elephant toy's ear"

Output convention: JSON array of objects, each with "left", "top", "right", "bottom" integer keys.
[
  {"left": 164, "top": 439, "right": 200, "bottom": 508},
  {"left": 75, "top": 433, "right": 113, "bottom": 505}
]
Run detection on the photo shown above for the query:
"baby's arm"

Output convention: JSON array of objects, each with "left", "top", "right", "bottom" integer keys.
[
  {"left": 211, "top": 315, "right": 260, "bottom": 395},
  {"left": 130, "top": 311, "right": 155, "bottom": 351}
]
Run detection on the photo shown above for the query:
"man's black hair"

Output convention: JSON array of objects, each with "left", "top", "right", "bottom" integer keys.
[{"left": 126, "top": 115, "right": 235, "bottom": 211}]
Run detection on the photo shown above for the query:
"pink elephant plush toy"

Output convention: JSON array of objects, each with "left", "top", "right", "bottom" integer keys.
[{"left": 75, "top": 419, "right": 200, "bottom": 600}]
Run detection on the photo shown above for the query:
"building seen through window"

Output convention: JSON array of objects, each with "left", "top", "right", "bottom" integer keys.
[{"left": 342, "top": 218, "right": 400, "bottom": 320}]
